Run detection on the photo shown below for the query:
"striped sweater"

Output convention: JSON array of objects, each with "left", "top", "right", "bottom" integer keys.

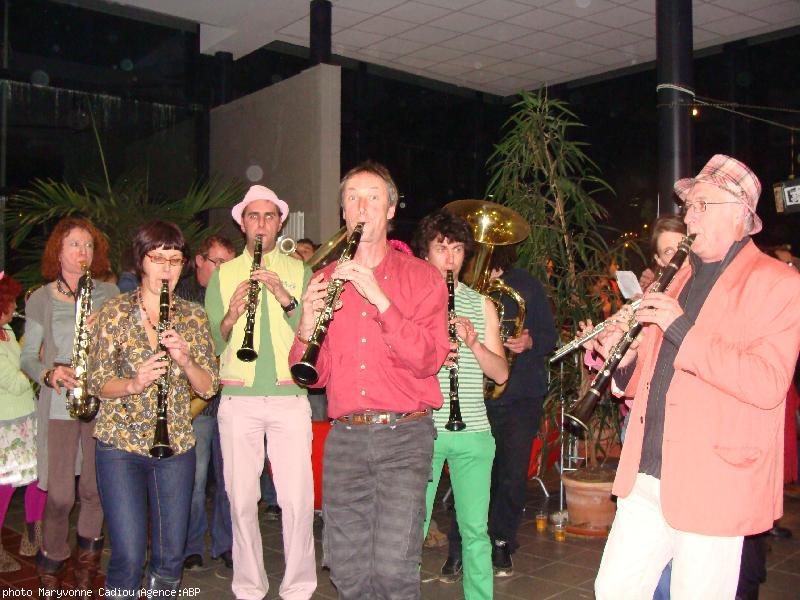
[{"left": 434, "top": 282, "right": 491, "bottom": 433}]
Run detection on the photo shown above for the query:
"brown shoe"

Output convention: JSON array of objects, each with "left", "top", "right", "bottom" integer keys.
[
  {"left": 0, "top": 542, "right": 21, "bottom": 573},
  {"left": 37, "top": 550, "right": 67, "bottom": 591},
  {"left": 74, "top": 535, "right": 104, "bottom": 592},
  {"left": 19, "top": 520, "right": 42, "bottom": 557}
]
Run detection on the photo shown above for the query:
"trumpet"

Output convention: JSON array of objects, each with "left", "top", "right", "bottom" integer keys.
[
  {"left": 291, "top": 222, "right": 364, "bottom": 386},
  {"left": 277, "top": 236, "right": 296, "bottom": 255},
  {"left": 564, "top": 234, "right": 695, "bottom": 436},
  {"left": 237, "top": 234, "right": 263, "bottom": 362},
  {"left": 150, "top": 280, "right": 174, "bottom": 459},
  {"left": 550, "top": 299, "right": 642, "bottom": 364},
  {"left": 66, "top": 263, "right": 99, "bottom": 421},
  {"left": 445, "top": 270, "right": 465, "bottom": 432}
]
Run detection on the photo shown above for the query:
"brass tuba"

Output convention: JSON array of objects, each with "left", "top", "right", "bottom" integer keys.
[
  {"left": 305, "top": 226, "right": 350, "bottom": 272},
  {"left": 444, "top": 200, "right": 530, "bottom": 400}
]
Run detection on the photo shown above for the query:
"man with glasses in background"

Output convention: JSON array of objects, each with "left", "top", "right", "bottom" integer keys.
[
  {"left": 177, "top": 235, "right": 236, "bottom": 573},
  {"left": 590, "top": 155, "right": 800, "bottom": 599}
]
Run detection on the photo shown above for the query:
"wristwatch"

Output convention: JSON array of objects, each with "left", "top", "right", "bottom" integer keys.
[{"left": 282, "top": 296, "right": 299, "bottom": 313}]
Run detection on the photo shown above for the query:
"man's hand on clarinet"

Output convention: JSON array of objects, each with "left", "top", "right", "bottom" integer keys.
[
  {"left": 297, "top": 272, "right": 332, "bottom": 341},
  {"left": 252, "top": 268, "right": 292, "bottom": 307},
  {"left": 635, "top": 291, "right": 683, "bottom": 332},
  {"left": 332, "top": 261, "right": 390, "bottom": 313}
]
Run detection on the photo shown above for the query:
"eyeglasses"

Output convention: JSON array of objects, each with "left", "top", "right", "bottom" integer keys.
[
  {"left": 146, "top": 253, "right": 186, "bottom": 268},
  {"left": 682, "top": 200, "right": 740, "bottom": 213},
  {"left": 203, "top": 255, "right": 230, "bottom": 267}
]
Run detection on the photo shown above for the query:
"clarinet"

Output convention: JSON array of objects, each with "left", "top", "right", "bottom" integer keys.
[
  {"left": 237, "top": 234, "right": 263, "bottom": 362},
  {"left": 445, "top": 270, "right": 466, "bottom": 432},
  {"left": 564, "top": 234, "right": 696, "bottom": 436},
  {"left": 150, "top": 280, "right": 174, "bottom": 459},
  {"left": 290, "top": 223, "right": 364, "bottom": 386}
]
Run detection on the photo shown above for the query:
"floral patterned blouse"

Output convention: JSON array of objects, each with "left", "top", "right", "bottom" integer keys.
[{"left": 88, "top": 291, "right": 219, "bottom": 456}]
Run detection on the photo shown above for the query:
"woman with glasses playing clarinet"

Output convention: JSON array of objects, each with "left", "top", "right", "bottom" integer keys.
[
  {"left": 88, "top": 221, "right": 219, "bottom": 597},
  {"left": 412, "top": 210, "right": 508, "bottom": 600}
]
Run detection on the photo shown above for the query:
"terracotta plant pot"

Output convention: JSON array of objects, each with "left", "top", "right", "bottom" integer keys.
[{"left": 562, "top": 466, "right": 616, "bottom": 537}]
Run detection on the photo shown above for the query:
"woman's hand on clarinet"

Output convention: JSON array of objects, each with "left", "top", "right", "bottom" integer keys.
[
  {"left": 160, "top": 329, "right": 192, "bottom": 369},
  {"left": 127, "top": 353, "right": 168, "bottom": 395},
  {"left": 48, "top": 365, "right": 79, "bottom": 394}
]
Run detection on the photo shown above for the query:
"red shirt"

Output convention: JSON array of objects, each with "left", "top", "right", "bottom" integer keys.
[{"left": 288, "top": 245, "right": 449, "bottom": 418}]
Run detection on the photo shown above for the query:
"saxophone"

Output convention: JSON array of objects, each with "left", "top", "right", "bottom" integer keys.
[
  {"left": 445, "top": 270, "right": 465, "bottom": 431},
  {"left": 66, "top": 264, "right": 99, "bottom": 422},
  {"left": 237, "top": 234, "right": 263, "bottom": 362},
  {"left": 150, "top": 280, "right": 174, "bottom": 459},
  {"left": 290, "top": 222, "right": 364, "bottom": 386},
  {"left": 563, "top": 234, "right": 696, "bottom": 436}
]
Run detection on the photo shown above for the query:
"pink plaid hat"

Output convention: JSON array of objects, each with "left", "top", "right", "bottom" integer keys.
[
  {"left": 231, "top": 185, "right": 289, "bottom": 226},
  {"left": 674, "top": 154, "right": 762, "bottom": 234}
]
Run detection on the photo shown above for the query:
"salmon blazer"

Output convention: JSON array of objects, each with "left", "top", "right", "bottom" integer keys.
[{"left": 616, "top": 240, "right": 800, "bottom": 536}]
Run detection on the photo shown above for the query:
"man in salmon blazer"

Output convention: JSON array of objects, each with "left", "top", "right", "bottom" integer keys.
[{"left": 593, "top": 155, "right": 800, "bottom": 600}]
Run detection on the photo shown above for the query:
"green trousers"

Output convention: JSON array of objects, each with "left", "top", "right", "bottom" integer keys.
[{"left": 424, "top": 429, "right": 496, "bottom": 600}]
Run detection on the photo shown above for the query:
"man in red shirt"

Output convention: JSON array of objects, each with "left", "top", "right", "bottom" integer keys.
[{"left": 289, "top": 161, "right": 450, "bottom": 599}]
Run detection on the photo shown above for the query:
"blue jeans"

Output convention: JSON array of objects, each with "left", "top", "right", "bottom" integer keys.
[
  {"left": 185, "top": 415, "right": 213, "bottom": 558},
  {"left": 654, "top": 561, "right": 672, "bottom": 600},
  {"left": 185, "top": 416, "right": 233, "bottom": 558},
  {"left": 210, "top": 418, "right": 233, "bottom": 557},
  {"left": 260, "top": 436, "right": 278, "bottom": 506},
  {"left": 96, "top": 442, "right": 195, "bottom": 593}
]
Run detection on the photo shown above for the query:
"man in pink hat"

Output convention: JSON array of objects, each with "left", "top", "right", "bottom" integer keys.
[
  {"left": 205, "top": 185, "right": 316, "bottom": 599},
  {"left": 589, "top": 155, "right": 800, "bottom": 599}
]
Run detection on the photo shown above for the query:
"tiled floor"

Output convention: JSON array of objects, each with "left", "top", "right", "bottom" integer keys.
[{"left": 3, "top": 474, "right": 800, "bottom": 599}]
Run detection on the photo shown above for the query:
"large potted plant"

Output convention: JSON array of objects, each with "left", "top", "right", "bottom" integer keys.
[{"left": 486, "top": 89, "right": 625, "bottom": 535}]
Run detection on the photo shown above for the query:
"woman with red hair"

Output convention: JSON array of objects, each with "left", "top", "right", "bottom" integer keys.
[
  {"left": 0, "top": 272, "right": 46, "bottom": 572},
  {"left": 20, "top": 217, "right": 118, "bottom": 591}
]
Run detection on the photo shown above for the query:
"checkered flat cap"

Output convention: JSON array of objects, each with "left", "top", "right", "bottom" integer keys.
[{"left": 674, "top": 154, "right": 762, "bottom": 234}]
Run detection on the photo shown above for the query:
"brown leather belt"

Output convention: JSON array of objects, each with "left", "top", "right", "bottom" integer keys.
[{"left": 336, "top": 408, "right": 431, "bottom": 426}]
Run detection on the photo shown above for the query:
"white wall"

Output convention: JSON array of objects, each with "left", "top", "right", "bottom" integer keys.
[{"left": 209, "top": 63, "right": 341, "bottom": 246}]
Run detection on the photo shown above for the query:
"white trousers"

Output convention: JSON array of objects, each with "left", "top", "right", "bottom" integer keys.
[{"left": 595, "top": 473, "right": 743, "bottom": 600}]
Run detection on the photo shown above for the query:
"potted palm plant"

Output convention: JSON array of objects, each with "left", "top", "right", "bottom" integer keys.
[
  {"left": 6, "top": 167, "right": 243, "bottom": 289},
  {"left": 486, "top": 89, "right": 626, "bottom": 535}
]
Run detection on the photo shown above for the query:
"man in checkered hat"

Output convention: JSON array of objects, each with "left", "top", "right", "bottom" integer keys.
[
  {"left": 205, "top": 185, "right": 316, "bottom": 599},
  {"left": 589, "top": 155, "right": 800, "bottom": 599}
]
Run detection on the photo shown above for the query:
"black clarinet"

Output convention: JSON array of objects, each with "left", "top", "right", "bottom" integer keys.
[
  {"left": 445, "top": 270, "right": 466, "bottom": 432},
  {"left": 290, "top": 223, "right": 364, "bottom": 386},
  {"left": 237, "top": 234, "right": 262, "bottom": 362},
  {"left": 150, "top": 280, "right": 174, "bottom": 459},
  {"left": 564, "top": 234, "right": 696, "bottom": 436}
]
